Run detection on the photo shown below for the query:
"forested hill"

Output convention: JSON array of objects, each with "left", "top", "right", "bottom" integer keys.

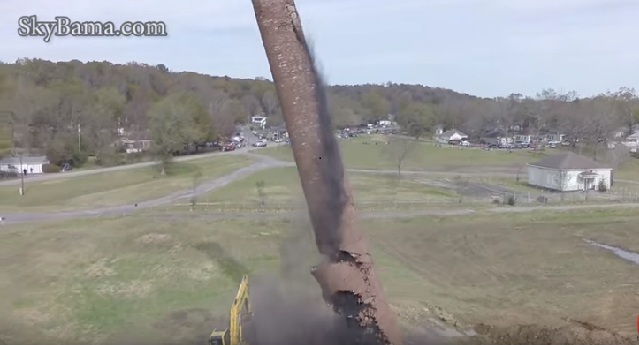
[
  {"left": 0, "top": 58, "right": 483, "bottom": 130},
  {"left": 0, "top": 58, "right": 637, "bottom": 165}
]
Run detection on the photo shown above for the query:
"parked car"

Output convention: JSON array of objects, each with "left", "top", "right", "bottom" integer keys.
[
  {"left": 222, "top": 142, "right": 235, "bottom": 151},
  {"left": 253, "top": 140, "right": 267, "bottom": 147}
]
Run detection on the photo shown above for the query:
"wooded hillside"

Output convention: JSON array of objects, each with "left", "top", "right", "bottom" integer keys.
[{"left": 1, "top": 58, "right": 638, "bottom": 166}]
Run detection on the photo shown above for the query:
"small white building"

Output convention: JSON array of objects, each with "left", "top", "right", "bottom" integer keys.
[
  {"left": 251, "top": 116, "right": 267, "bottom": 129},
  {"left": 527, "top": 152, "right": 612, "bottom": 192},
  {"left": 0, "top": 155, "right": 49, "bottom": 174},
  {"left": 436, "top": 129, "right": 468, "bottom": 144}
]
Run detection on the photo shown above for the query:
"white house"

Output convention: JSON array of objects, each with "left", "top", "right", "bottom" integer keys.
[
  {"left": 436, "top": 129, "right": 468, "bottom": 144},
  {"left": 251, "top": 116, "right": 266, "bottom": 129},
  {"left": 620, "top": 131, "right": 638, "bottom": 148},
  {"left": 527, "top": 152, "right": 612, "bottom": 192},
  {"left": 0, "top": 155, "right": 49, "bottom": 174},
  {"left": 513, "top": 134, "right": 532, "bottom": 143},
  {"left": 544, "top": 133, "right": 565, "bottom": 143}
]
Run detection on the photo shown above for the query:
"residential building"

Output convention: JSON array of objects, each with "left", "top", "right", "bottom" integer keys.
[
  {"left": 513, "top": 134, "right": 532, "bottom": 143},
  {"left": 544, "top": 133, "right": 565, "bottom": 143},
  {"left": 0, "top": 155, "right": 49, "bottom": 174},
  {"left": 436, "top": 129, "right": 468, "bottom": 144},
  {"left": 527, "top": 152, "right": 612, "bottom": 192},
  {"left": 121, "top": 139, "right": 152, "bottom": 153},
  {"left": 251, "top": 116, "right": 267, "bottom": 129}
]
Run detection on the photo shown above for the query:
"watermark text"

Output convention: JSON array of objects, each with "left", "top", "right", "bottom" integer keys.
[{"left": 18, "top": 15, "right": 168, "bottom": 42}]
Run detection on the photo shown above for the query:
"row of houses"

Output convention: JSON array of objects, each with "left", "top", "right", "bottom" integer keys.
[{"left": 435, "top": 124, "right": 639, "bottom": 150}]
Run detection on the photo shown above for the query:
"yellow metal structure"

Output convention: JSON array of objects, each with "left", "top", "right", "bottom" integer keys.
[{"left": 209, "top": 275, "right": 251, "bottom": 345}]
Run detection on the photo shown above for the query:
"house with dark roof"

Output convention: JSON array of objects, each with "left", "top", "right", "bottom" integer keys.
[{"left": 527, "top": 152, "right": 612, "bottom": 192}]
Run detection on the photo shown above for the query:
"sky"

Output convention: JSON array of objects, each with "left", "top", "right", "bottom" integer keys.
[{"left": 1, "top": 0, "right": 638, "bottom": 98}]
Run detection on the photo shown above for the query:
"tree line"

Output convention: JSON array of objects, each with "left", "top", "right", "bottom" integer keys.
[{"left": 1, "top": 58, "right": 638, "bottom": 167}]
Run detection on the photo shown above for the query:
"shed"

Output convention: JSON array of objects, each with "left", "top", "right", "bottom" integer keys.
[
  {"left": 527, "top": 152, "right": 612, "bottom": 192},
  {"left": 0, "top": 155, "right": 49, "bottom": 174}
]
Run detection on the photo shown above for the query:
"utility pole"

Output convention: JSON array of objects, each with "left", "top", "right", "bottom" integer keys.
[
  {"left": 78, "top": 123, "right": 81, "bottom": 151},
  {"left": 19, "top": 154, "right": 24, "bottom": 195},
  {"left": 1, "top": 110, "right": 26, "bottom": 196}
]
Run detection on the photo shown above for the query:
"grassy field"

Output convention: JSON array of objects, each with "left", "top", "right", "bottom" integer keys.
[
  {"left": 256, "top": 136, "right": 639, "bottom": 180},
  {"left": 0, "top": 155, "right": 253, "bottom": 213},
  {"left": 1, "top": 208, "right": 638, "bottom": 344},
  {"left": 255, "top": 136, "right": 546, "bottom": 172},
  {"left": 616, "top": 157, "right": 639, "bottom": 180},
  {"left": 198, "top": 166, "right": 457, "bottom": 207}
]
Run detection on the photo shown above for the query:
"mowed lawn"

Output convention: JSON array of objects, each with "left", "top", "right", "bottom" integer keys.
[
  {"left": 257, "top": 136, "right": 639, "bottom": 180},
  {"left": 255, "top": 136, "right": 546, "bottom": 172},
  {"left": 0, "top": 155, "right": 253, "bottom": 213},
  {"left": 1, "top": 209, "right": 639, "bottom": 343},
  {"left": 200, "top": 166, "right": 456, "bottom": 206}
]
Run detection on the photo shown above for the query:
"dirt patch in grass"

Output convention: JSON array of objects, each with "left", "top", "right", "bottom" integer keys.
[
  {"left": 466, "top": 322, "right": 636, "bottom": 345},
  {"left": 135, "top": 233, "right": 173, "bottom": 245}
]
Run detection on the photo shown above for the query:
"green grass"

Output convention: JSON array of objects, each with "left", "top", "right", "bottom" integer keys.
[
  {"left": 254, "top": 135, "right": 545, "bottom": 171},
  {"left": 256, "top": 136, "right": 639, "bottom": 182},
  {"left": 1, "top": 209, "right": 639, "bottom": 343},
  {"left": 616, "top": 157, "right": 639, "bottom": 180},
  {"left": 0, "top": 155, "right": 253, "bottom": 212},
  {"left": 0, "top": 216, "right": 287, "bottom": 344},
  {"left": 367, "top": 209, "right": 639, "bottom": 335},
  {"left": 471, "top": 176, "right": 548, "bottom": 193},
  {"left": 199, "top": 166, "right": 457, "bottom": 206}
]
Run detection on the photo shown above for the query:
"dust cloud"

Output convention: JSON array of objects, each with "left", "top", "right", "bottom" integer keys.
[{"left": 243, "top": 220, "right": 450, "bottom": 345}]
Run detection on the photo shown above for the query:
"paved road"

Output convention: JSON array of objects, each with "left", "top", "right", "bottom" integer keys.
[
  {"left": 2, "top": 146, "right": 639, "bottom": 225},
  {"left": 0, "top": 153, "right": 289, "bottom": 225},
  {"left": 0, "top": 146, "right": 264, "bottom": 187},
  {"left": 0, "top": 126, "right": 262, "bottom": 187}
]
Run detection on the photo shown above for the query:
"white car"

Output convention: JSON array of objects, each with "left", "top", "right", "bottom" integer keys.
[{"left": 253, "top": 140, "right": 267, "bottom": 147}]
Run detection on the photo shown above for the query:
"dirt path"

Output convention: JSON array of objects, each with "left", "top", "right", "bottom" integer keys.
[{"left": 0, "top": 153, "right": 288, "bottom": 224}]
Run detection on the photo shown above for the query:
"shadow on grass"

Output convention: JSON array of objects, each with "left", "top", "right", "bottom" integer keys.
[{"left": 194, "top": 242, "right": 248, "bottom": 282}]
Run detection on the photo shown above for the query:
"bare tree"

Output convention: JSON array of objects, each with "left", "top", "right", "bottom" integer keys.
[
  {"left": 190, "top": 170, "right": 202, "bottom": 209},
  {"left": 452, "top": 175, "right": 468, "bottom": 203},
  {"left": 606, "top": 145, "right": 630, "bottom": 170},
  {"left": 261, "top": 90, "right": 279, "bottom": 116},
  {"left": 609, "top": 87, "right": 638, "bottom": 133},
  {"left": 383, "top": 137, "right": 417, "bottom": 177},
  {"left": 255, "top": 179, "right": 266, "bottom": 207},
  {"left": 584, "top": 96, "right": 622, "bottom": 160}
]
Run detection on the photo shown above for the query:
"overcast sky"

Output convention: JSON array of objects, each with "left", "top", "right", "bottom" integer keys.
[{"left": 1, "top": 0, "right": 637, "bottom": 98}]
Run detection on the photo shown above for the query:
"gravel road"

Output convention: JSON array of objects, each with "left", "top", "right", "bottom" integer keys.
[
  {"left": 0, "top": 152, "right": 289, "bottom": 224},
  {"left": 2, "top": 148, "right": 639, "bottom": 225}
]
